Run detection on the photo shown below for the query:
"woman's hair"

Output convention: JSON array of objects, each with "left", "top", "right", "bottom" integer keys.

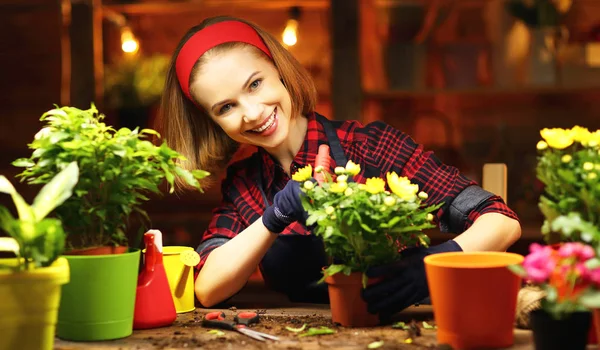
[{"left": 159, "top": 16, "right": 317, "bottom": 189}]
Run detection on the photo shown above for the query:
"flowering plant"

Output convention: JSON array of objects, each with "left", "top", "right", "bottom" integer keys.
[
  {"left": 536, "top": 126, "right": 600, "bottom": 249},
  {"left": 292, "top": 161, "right": 442, "bottom": 285},
  {"left": 509, "top": 242, "right": 600, "bottom": 319}
]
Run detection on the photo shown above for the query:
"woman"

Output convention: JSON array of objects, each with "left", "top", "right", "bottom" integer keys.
[{"left": 160, "top": 16, "right": 522, "bottom": 320}]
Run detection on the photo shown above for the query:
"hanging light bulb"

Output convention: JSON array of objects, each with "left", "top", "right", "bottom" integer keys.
[
  {"left": 283, "top": 19, "right": 298, "bottom": 46},
  {"left": 282, "top": 6, "right": 301, "bottom": 47},
  {"left": 121, "top": 26, "right": 139, "bottom": 54}
]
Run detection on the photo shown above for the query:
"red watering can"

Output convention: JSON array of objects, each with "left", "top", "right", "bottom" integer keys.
[{"left": 133, "top": 230, "right": 177, "bottom": 329}]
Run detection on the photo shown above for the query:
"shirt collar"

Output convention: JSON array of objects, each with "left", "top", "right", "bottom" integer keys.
[{"left": 258, "top": 112, "right": 328, "bottom": 186}]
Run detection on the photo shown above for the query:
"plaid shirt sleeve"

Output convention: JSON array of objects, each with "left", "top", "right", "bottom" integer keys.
[
  {"left": 361, "top": 121, "right": 519, "bottom": 232},
  {"left": 193, "top": 171, "right": 250, "bottom": 279}
]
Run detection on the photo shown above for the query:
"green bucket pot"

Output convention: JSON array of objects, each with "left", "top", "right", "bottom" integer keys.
[{"left": 56, "top": 249, "right": 140, "bottom": 341}]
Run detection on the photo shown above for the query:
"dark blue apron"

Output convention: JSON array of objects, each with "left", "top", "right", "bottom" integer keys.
[{"left": 257, "top": 115, "right": 348, "bottom": 303}]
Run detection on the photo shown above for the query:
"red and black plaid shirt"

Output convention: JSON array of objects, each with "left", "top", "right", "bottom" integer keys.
[{"left": 195, "top": 112, "right": 518, "bottom": 271}]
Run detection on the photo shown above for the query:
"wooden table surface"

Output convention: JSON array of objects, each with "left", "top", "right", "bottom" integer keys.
[{"left": 54, "top": 281, "right": 536, "bottom": 350}]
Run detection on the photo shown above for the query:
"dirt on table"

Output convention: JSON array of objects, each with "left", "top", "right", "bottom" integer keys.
[{"left": 130, "top": 309, "right": 440, "bottom": 350}]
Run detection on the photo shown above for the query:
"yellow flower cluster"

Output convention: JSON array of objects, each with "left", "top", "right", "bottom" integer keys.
[
  {"left": 293, "top": 159, "right": 431, "bottom": 204},
  {"left": 537, "top": 126, "right": 600, "bottom": 150}
]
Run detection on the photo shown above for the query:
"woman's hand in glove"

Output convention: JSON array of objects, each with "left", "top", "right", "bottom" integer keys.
[
  {"left": 262, "top": 180, "right": 308, "bottom": 234},
  {"left": 361, "top": 240, "right": 462, "bottom": 321}
]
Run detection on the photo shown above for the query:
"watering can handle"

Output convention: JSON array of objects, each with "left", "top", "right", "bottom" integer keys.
[{"left": 144, "top": 233, "right": 156, "bottom": 273}]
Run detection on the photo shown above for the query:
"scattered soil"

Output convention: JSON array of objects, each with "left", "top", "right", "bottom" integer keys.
[{"left": 126, "top": 309, "right": 439, "bottom": 350}]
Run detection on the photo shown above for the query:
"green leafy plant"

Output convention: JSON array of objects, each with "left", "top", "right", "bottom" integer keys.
[
  {"left": 504, "top": 0, "right": 571, "bottom": 28},
  {"left": 292, "top": 161, "right": 441, "bottom": 285},
  {"left": 12, "top": 105, "right": 209, "bottom": 249},
  {"left": 104, "top": 54, "right": 169, "bottom": 109},
  {"left": 0, "top": 162, "right": 78, "bottom": 271},
  {"left": 535, "top": 126, "right": 600, "bottom": 250}
]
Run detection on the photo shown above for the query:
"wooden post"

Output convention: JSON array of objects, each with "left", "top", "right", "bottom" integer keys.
[
  {"left": 69, "top": 0, "right": 97, "bottom": 108},
  {"left": 331, "top": 0, "right": 361, "bottom": 121}
]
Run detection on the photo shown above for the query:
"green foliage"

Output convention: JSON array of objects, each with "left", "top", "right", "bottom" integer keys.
[
  {"left": 504, "top": 0, "right": 569, "bottom": 28},
  {"left": 104, "top": 54, "right": 169, "bottom": 109},
  {"left": 536, "top": 126, "right": 600, "bottom": 250},
  {"left": 0, "top": 162, "right": 78, "bottom": 271},
  {"left": 297, "top": 326, "right": 336, "bottom": 337},
  {"left": 12, "top": 105, "right": 209, "bottom": 249},
  {"left": 295, "top": 162, "right": 441, "bottom": 281}
]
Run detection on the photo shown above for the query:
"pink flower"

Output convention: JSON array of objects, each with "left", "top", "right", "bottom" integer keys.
[
  {"left": 523, "top": 244, "right": 556, "bottom": 283},
  {"left": 588, "top": 268, "right": 600, "bottom": 288},
  {"left": 558, "top": 242, "right": 595, "bottom": 261}
]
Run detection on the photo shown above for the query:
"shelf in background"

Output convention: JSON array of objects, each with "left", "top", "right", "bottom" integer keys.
[
  {"left": 363, "top": 85, "right": 600, "bottom": 99},
  {"left": 103, "top": 0, "right": 329, "bottom": 15}
]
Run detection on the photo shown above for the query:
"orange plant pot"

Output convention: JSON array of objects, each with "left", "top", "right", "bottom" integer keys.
[
  {"left": 324, "top": 272, "right": 379, "bottom": 327},
  {"left": 424, "top": 252, "right": 523, "bottom": 349}
]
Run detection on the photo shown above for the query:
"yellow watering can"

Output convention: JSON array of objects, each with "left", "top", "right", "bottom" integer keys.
[{"left": 162, "top": 246, "right": 199, "bottom": 313}]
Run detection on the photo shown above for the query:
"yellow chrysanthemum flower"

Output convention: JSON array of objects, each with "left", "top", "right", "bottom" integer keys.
[
  {"left": 540, "top": 128, "right": 574, "bottom": 149},
  {"left": 536, "top": 141, "right": 548, "bottom": 150},
  {"left": 329, "top": 181, "right": 348, "bottom": 193},
  {"left": 584, "top": 162, "right": 594, "bottom": 171},
  {"left": 384, "top": 196, "right": 396, "bottom": 206},
  {"left": 365, "top": 177, "right": 386, "bottom": 194},
  {"left": 337, "top": 175, "right": 348, "bottom": 183},
  {"left": 561, "top": 155, "right": 572, "bottom": 163},
  {"left": 570, "top": 126, "right": 591, "bottom": 145},
  {"left": 386, "top": 172, "right": 419, "bottom": 201},
  {"left": 292, "top": 164, "right": 312, "bottom": 182},
  {"left": 345, "top": 160, "right": 361, "bottom": 176}
]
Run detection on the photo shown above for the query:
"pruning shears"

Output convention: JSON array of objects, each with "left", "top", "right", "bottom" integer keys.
[{"left": 202, "top": 311, "right": 279, "bottom": 342}]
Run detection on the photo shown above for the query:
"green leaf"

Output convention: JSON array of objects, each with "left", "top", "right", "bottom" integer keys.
[
  {"left": 368, "top": 341, "right": 384, "bottom": 349},
  {"left": 0, "top": 237, "right": 20, "bottom": 255},
  {"left": 31, "top": 162, "right": 79, "bottom": 221},
  {"left": 0, "top": 176, "right": 34, "bottom": 226},
  {"left": 207, "top": 330, "right": 225, "bottom": 337},
  {"left": 298, "top": 327, "right": 336, "bottom": 337},
  {"left": 285, "top": 324, "right": 307, "bottom": 333},
  {"left": 422, "top": 321, "right": 436, "bottom": 329},
  {"left": 174, "top": 167, "right": 200, "bottom": 189},
  {"left": 392, "top": 322, "right": 409, "bottom": 330},
  {"left": 507, "top": 264, "right": 527, "bottom": 277}
]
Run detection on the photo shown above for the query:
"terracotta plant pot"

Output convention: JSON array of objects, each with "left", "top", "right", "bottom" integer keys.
[
  {"left": 530, "top": 309, "right": 590, "bottom": 350},
  {"left": 424, "top": 252, "right": 523, "bottom": 349},
  {"left": 324, "top": 272, "right": 379, "bottom": 327},
  {"left": 592, "top": 309, "right": 600, "bottom": 345}
]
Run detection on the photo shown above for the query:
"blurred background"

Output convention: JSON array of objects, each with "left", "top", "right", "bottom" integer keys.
[{"left": 2, "top": 0, "right": 600, "bottom": 254}]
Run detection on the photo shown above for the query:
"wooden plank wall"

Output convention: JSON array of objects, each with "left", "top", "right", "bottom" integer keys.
[{"left": 0, "top": 0, "right": 68, "bottom": 178}]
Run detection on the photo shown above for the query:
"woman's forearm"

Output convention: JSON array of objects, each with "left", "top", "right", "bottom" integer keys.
[
  {"left": 195, "top": 218, "right": 278, "bottom": 307},
  {"left": 453, "top": 213, "right": 521, "bottom": 252}
]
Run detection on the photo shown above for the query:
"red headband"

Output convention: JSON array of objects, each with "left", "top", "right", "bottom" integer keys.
[{"left": 175, "top": 20, "right": 273, "bottom": 102}]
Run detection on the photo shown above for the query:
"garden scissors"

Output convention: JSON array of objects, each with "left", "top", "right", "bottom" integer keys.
[{"left": 202, "top": 311, "right": 279, "bottom": 341}]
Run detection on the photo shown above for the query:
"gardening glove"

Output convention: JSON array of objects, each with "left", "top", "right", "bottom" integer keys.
[
  {"left": 262, "top": 180, "right": 308, "bottom": 234},
  {"left": 361, "top": 240, "right": 462, "bottom": 321}
]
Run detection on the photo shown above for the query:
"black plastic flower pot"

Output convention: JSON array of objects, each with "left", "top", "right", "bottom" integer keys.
[{"left": 530, "top": 309, "right": 591, "bottom": 350}]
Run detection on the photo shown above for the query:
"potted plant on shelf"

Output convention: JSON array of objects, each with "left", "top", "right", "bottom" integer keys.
[
  {"left": 509, "top": 242, "right": 600, "bottom": 350},
  {"left": 292, "top": 161, "right": 441, "bottom": 327},
  {"left": 12, "top": 105, "right": 209, "bottom": 341},
  {"left": 104, "top": 54, "right": 169, "bottom": 130},
  {"left": 0, "top": 162, "right": 78, "bottom": 350},
  {"left": 504, "top": 0, "right": 571, "bottom": 85}
]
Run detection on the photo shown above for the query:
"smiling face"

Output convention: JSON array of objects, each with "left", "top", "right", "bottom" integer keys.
[{"left": 190, "top": 45, "right": 294, "bottom": 151}]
